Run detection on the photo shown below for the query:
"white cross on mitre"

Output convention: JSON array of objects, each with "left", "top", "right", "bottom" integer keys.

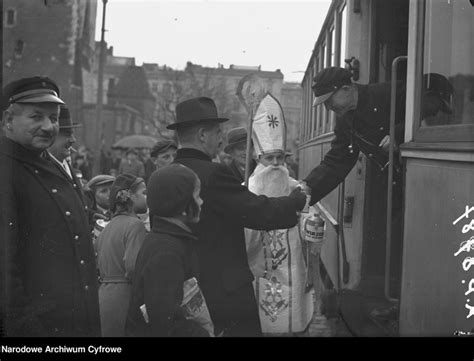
[{"left": 252, "top": 93, "right": 287, "bottom": 157}]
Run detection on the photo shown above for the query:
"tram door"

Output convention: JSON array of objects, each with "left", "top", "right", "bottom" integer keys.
[{"left": 361, "top": 0, "right": 409, "bottom": 297}]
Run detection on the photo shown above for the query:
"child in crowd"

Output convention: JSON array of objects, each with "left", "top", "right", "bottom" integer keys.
[
  {"left": 126, "top": 164, "right": 212, "bottom": 337},
  {"left": 95, "top": 173, "right": 148, "bottom": 336}
]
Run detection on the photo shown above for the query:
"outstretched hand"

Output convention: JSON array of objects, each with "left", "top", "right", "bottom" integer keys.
[{"left": 297, "top": 180, "right": 312, "bottom": 196}]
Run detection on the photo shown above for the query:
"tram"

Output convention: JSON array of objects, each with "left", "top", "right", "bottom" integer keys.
[{"left": 298, "top": 0, "right": 474, "bottom": 336}]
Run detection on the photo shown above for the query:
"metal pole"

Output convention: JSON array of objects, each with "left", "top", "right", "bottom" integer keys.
[
  {"left": 384, "top": 55, "right": 406, "bottom": 302},
  {"left": 94, "top": 0, "right": 108, "bottom": 176},
  {"left": 244, "top": 107, "right": 254, "bottom": 187}
]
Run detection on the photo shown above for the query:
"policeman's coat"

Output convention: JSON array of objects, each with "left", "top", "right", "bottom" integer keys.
[
  {"left": 304, "top": 82, "right": 406, "bottom": 204},
  {"left": 0, "top": 137, "right": 100, "bottom": 336},
  {"left": 174, "top": 148, "right": 301, "bottom": 336}
]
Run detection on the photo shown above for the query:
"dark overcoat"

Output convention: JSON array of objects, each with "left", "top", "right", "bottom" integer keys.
[
  {"left": 125, "top": 216, "right": 208, "bottom": 337},
  {"left": 174, "top": 148, "right": 301, "bottom": 336},
  {"left": 304, "top": 82, "right": 406, "bottom": 204},
  {"left": 0, "top": 137, "right": 100, "bottom": 337}
]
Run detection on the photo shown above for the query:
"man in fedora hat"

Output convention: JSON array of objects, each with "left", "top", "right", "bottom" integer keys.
[
  {"left": 168, "top": 96, "right": 307, "bottom": 336},
  {"left": 224, "top": 127, "right": 256, "bottom": 183},
  {"left": 48, "top": 105, "right": 82, "bottom": 181},
  {"left": 0, "top": 77, "right": 100, "bottom": 336}
]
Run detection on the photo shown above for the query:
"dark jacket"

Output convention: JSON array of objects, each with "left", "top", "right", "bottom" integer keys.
[
  {"left": 227, "top": 159, "right": 256, "bottom": 184},
  {"left": 174, "top": 148, "right": 302, "bottom": 336},
  {"left": 0, "top": 137, "right": 100, "bottom": 337},
  {"left": 125, "top": 216, "right": 207, "bottom": 337},
  {"left": 304, "top": 82, "right": 406, "bottom": 204}
]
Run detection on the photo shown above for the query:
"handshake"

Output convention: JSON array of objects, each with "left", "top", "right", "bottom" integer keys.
[{"left": 288, "top": 180, "right": 312, "bottom": 212}]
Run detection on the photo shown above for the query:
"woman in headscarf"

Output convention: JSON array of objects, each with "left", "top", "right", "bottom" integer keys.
[{"left": 95, "top": 173, "right": 148, "bottom": 336}]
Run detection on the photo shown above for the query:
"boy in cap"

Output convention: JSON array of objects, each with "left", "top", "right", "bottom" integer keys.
[
  {"left": 224, "top": 127, "right": 256, "bottom": 183},
  {"left": 126, "top": 164, "right": 212, "bottom": 337},
  {"left": 150, "top": 139, "right": 177, "bottom": 169},
  {"left": 0, "top": 76, "right": 100, "bottom": 336},
  {"left": 85, "top": 174, "right": 116, "bottom": 229}
]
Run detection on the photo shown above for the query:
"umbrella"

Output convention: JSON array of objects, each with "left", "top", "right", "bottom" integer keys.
[{"left": 112, "top": 135, "right": 158, "bottom": 149}]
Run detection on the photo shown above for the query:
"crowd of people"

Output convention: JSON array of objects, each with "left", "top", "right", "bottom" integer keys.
[{"left": 0, "top": 67, "right": 453, "bottom": 337}]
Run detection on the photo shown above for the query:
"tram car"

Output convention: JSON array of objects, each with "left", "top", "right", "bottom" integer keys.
[{"left": 298, "top": 0, "right": 474, "bottom": 336}]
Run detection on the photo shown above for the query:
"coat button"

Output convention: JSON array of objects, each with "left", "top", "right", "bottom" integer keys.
[
  {"left": 84, "top": 285, "right": 89, "bottom": 291},
  {"left": 65, "top": 211, "right": 71, "bottom": 216},
  {"left": 373, "top": 107, "right": 378, "bottom": 112},
  {"left": 74, "top": 235, "right": 79, "bottom": 240},
  {"left": 34, "top": 169, "right": 39, "bottom": 174},
  {"left": 52, "top": 188, "right": 58, "bottom": 193},
  {"left": 8, "top": 222, "right": 13, "bottom": 227},
  {"left": 379, "top": 127, "right": 384, "bottom": 131},
  {"left": 368, "top": 153, "right": 373, "bottom": 157},
  {"left": 73, "top": 184, "right": 77, "bottom": 188},
  {"left": 85, "top": 206, "right": 88, "bottom": 211},
  {"left": 80, "top": 260, "right": 85, "bottom": 265}
]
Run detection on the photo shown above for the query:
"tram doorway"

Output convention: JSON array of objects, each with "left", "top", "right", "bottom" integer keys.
[
  {"left": 360, "top": 0, "right": 409, "bottom": 298},
  {"left": 338, "top": 0, "right": 409, "bottom": 337}
]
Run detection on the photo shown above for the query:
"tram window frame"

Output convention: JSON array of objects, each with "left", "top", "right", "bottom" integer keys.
[{"left": 413, "top": 0, "right": 474, "bottom": 144}]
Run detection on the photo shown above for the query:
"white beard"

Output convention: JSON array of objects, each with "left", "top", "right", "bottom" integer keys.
[{"left": 248, "top": 163, "right": 292, "bottom": 197}]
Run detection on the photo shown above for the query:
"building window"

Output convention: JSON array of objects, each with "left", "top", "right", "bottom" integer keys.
[
  {"left": 14, "top": 40, "right": 24, "bottom": 59},
  {"left": 415, "top": 0, "right": 474, "bottom": 142},
  {"left": 6, "top": 9, "right": 16, "bottom": 27}
]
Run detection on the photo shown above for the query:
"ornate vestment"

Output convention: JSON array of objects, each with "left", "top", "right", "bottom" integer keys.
[{"left": 245, "top": 177, "right": 314, "bottom": 334}]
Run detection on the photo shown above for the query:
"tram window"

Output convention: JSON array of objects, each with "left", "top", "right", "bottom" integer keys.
[
  {"left": 420, "top": 0, "right": 474, "bottom": 129},
  {"left": 330, "top": 28, "right": 336, "bottom": 67},
  {"left": 340, "top": 5, "right": 347, "bottom": 64}
]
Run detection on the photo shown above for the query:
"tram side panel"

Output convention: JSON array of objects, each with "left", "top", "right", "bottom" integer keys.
[{"left": 400, "top": 158, "right": 474, "bottom": 336}]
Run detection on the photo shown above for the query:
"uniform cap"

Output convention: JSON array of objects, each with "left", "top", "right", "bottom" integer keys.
[
  {"left": 86, "top": 175, "right": 116, "bottom": 189},
  {"left": 1, "top": 76, "right": 64, "bottom": 111},
  {"left": 311, "top": 67, "right": 353, "bottom": 106}
]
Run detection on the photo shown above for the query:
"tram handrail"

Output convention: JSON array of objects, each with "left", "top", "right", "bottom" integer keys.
[
  {"left": 385, "top": 55, "right": 407, "bottom": 303},
  {"left": 316, "top": 201, "right": 339, "bottom": 232}
]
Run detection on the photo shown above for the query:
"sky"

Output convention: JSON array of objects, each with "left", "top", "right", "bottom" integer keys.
[{"left": 95, "top": 0, "right": 331, "bottom": 83}]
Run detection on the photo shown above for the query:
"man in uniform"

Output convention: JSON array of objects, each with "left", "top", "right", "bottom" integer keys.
[
  {"left": 0, "top": 77, "right": 100, "bottom": 336},
  {"left": 300, "top": 66, "right": 407, "bottom": 203},
  {"left": 169, "top": 97, "right": 307, "bottom": 336}
]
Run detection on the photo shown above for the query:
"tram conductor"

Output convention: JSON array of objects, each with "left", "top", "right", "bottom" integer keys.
[{"left": 301, "top": 66, "right": 407, "bottom": 205}]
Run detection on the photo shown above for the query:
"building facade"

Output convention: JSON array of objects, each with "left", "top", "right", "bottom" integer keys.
[{"left": 3, "top": 0, "right": 98, "bottom": 127}]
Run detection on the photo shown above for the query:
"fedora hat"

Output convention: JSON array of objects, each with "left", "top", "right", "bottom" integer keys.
[
  {"left": 167, "top": 97, "right": 228, "bottom": 130},
  {"left": 59, "top": 105, "right": 81, "bottom": 129},
  {"left": 224, "top": 127, "right": 248, "bottom": 153}
]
